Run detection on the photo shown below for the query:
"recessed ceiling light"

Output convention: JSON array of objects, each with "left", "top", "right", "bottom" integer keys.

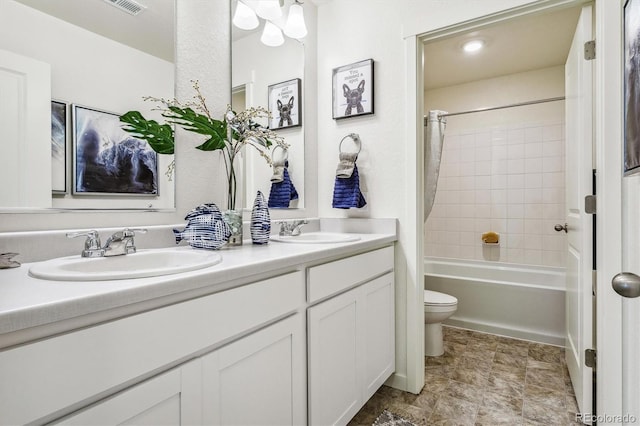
[{"left": 462, "top": 39, "right": 485, "bottom": 53}]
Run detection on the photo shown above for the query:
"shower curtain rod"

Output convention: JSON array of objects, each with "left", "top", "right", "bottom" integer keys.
[{"left": 435, "top": 96, "right": 566, "bottom": 120}]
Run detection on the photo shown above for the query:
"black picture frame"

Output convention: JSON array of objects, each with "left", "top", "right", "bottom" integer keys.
[
  {"left": 268, "top": 78, "right": 302, "bottom": 129},
  {"left": 625, "top": 0, "right": 640, "bottom": 175},
  {"left": 332, "top": 58, "right": 374, "bottom": 120},
  {"left": 72, "top": 104, "right": 158, "bottom": 196},
  {"left": 51, "top": 100, "right": 67, "bottom": 194}
]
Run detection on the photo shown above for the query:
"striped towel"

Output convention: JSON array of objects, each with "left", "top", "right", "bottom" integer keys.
[
  {"left": 332, "top": 164, "right": 366, "bottom": 209},
  {"left": 268, "top": 165, "right": 298, "bottom": 208}
]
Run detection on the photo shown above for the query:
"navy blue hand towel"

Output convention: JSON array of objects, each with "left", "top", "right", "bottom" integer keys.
[
  {"left": 332, "top": 164, "right": 366, "bottom": 209},
  {"left": 268, "top": 164, "right": 298, "bottom": 208}
]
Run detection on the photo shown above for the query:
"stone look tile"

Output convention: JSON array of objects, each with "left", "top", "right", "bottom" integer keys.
[
  {"left": 429, "top": 395, "right": 478, "bottom": 425},
  {"left": 494, "top": 351, "right": 528, "bottom": 369},
  {"left": 525, "top": 365, "right": 565, "bottom": 391},
  {"left": 523, "top": 399, "right": 568, "bottom": 426},
  {"left": 475, "top": 406, "right": 523, "bottom": 426},
  {"left": 482, "top": 389, "right": 524, "bottom": 416},
  {"left": 350, "top": 327, "right": 577, "bottom": 425},
  {"left": 524, "top": 383, "right": 566, "bottom": 411},
  {"left": 443, "top": 380, "right": 485, "bottom": 404}
]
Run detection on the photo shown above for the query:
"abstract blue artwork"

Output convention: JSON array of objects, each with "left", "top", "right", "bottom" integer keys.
[{"left": 72, "top": 105, "right": 157, "bottom": 195}]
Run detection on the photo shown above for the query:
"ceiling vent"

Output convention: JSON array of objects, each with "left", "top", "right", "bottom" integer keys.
[{"left": 102, "top": 0, "right": 147, "bottom": 16}]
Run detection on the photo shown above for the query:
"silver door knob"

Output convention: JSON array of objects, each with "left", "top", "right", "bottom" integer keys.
[
  {"left": 612, "top": 272, "right": 640, "bottom": 298},
  {"left": 554, "top": 223, "right": 568, "bottom": 233}
]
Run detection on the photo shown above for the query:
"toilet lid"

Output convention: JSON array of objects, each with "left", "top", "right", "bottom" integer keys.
[{"left": 424, "top": 290, "right": 457, "bottom": 306}]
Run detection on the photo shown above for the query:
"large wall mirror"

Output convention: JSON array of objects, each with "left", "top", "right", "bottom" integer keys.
[
  {"left": 231, "top": 0, "right": 308, "bottom": 210},
  {"left": 0, "top": 0, "right": 175, "bottom": 211}
]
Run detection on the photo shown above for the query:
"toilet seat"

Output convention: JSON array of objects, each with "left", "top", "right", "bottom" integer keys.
[{"left": 424, "top": 289, "right": 457, "bottom": 306}]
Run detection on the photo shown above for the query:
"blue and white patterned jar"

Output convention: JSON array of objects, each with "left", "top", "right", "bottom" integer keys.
[{"left": 250, "top": 191, "right": 271, "bottom": 245}]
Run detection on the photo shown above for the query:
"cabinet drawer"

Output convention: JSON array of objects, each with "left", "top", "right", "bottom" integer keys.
[
  {"left": 307, "top": 246, "right": 393, "bottom": 303},
  {"left": 0, "top": 270, "right": 304, "bottom": 425}
]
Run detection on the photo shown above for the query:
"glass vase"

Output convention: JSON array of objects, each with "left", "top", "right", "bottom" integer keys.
[{"left": 223, "top": 209, "right": 243, "bottom": 246}]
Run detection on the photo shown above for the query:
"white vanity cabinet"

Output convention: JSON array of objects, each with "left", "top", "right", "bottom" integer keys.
[
  {"left": 0, "top": 271, "right": 305, "bottom": 425},
  {"left": 307, "top": 247, "right": 395, "bottom": 426}
]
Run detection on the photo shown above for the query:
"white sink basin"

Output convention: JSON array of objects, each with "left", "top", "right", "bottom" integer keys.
[
  {"left": 270, "top": 232, "right": 361, "bottom": 244},
  {"left": 29, "top": 248, "right": 223, "bottom": 281}
]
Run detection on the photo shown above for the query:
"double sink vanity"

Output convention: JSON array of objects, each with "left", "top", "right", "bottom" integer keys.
[{"left": 0, "top": 218, "right": 396, "bottom": 425}]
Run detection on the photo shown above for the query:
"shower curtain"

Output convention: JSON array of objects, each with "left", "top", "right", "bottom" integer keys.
[{"left": 424, "top": 110, "right": 447, "bottom": 222}]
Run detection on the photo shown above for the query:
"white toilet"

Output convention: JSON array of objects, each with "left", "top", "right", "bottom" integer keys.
[{"left": 424, "top": 290, "right": 458, "bottom": 356}]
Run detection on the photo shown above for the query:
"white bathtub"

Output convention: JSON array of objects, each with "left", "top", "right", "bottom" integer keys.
[{"left": 424, "top": 257, "right": 566, "bottom": 346}]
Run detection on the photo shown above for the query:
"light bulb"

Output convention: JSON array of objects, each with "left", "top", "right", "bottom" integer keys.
[
  {"left": 232, "top": 1, "right": 259, "bottom": 30},
  {"left": 462, "top": 40, "right": 484, "bottom": 53},
  {"left": 261, "top": 21, "right": 284, "bottom": 47},
  {"left": 284, "top": 3, "right": 307, "bottom": 39},
  {"left": 256, "top": 0, "right": 282, "bottom": 21}
]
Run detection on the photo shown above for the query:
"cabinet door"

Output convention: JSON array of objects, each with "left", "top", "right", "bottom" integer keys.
[
  {"left": 55, "top": 361, "right": 201, "bottom": 425},
  {"left": 308, "top": 272, "right": 395, "bottom": 426},
  {"left": 361, "top": 273, "right": 395, "bottom": 401},
  {"left": 308, "top": 288, "right": 361, "bottom": 426},
  {"left": 201, "top": 314, "right": 306, "bottom": 426}
]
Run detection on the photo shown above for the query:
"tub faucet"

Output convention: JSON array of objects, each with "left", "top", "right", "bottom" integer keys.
[
  {"left": 279, "top": 220, "right": 308, "bottom": 237},
  {"left": 103, "top": 228, "right": 147, "bottom": 256}
]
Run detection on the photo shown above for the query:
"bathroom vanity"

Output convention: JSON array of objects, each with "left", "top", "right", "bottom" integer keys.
[{"left": 0, "top": 221, "right": 396, "bottom": 425}]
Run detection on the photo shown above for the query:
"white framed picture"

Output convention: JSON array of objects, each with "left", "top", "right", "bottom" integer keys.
[
  {"left": 268, "top": 78, "right": 302, "bottom": 130},
  {"left": 332, "top": 59, "right": 374, "bottom": 120}
]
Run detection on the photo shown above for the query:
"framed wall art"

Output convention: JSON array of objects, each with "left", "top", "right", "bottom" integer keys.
[
  {"left": 72, "top": 104, "right": 158, "bottom": 196},
  {"left": 332, "top": 58, "right": 374, "bottom": 120},
  {"left": 625, "top": 0, "right": 640, "bottom": 175},
  {"left": 51, "top": 100, "right": 67, "bottom": 193},
  {"left": 268, "top": 78, "right": 302, "bottom": 129}
]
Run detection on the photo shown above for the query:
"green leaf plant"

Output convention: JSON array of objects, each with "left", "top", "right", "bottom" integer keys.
[{"left": 120, "top": 80, "right": 288, "bottom": 209}]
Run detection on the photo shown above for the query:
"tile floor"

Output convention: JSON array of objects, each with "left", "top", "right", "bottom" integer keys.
[{"left": 349, "top": 326, "right": 582, "bottom": 426}]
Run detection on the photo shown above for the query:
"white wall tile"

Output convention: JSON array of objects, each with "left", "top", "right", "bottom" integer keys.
[
  {"left": 525, "top": 158, "right": 543, "bottom": 173},
  {"left": 524, "top": 188, "right": 543, "bottom": 204},
  {"left": 525, "top": 126, "right": 543, "bottom": 143},
  {"left": 508, "top": 204, "right": 524, "bottom": 218},
  {"left": 475, "top": 190, "right": 491, "bottom": 204},
  {"left": 476, "top": 148, "right": 491, "bottom": 161},
  {"left": 508, "top": 144, "right": 525, "bottom": 159},
  {"left": 475, "top": 204, "right": 491, "bottom": 218},
  {"left": 507, "top": 189, "right": 524, "bottom": 204},
  {"left": 543, "top": 156, "right": 564, "bottom": 173},
  {"left": 491, "top": 174, "right": 508, "bottom": 189},
  {"left": 475, "top": 176, "right": 491, "bottom": 190},
  {"left": 507, "top": 159, "right": 525, "bottom": 174},
  {"left": 524, "top": 234, "right": 543, "bottom": 250},
  {"left": 542, "top": 141, "right": 564, "bottom": 157},
  {"left": 507, "top": 174, "right": 525, "bottom": 189},
  {"left": 475, "top": 161, "right": 492, "bottom": 176},
  {"left": 525, "top": 173, "right": 543, "bottom": 189},
  {"left": 524, "top": 219, "right": 543, "bottom": 235},
  {"left": 525, "top": 142, "right": 543, "bottom": 158},
  {"left": 508, "top": 128, "right": 524, "bottom": 144},
  {"left": 507, "top": 219, "right": 524, "bottom": 234},
  {"left": 492, "top": 146, "right": 508, "bottom": 160},
  {"left": 542, "top": 172, "right": 564, "bottom": 188},
  {"left": 543, "top": 124, "right": 563, "bottom": 141},
  {"left": 523, "top": 249, "right": 543, "bottom": 265},
  {"left": 491, "top": 203, "right": 508, "bottom": 218}
]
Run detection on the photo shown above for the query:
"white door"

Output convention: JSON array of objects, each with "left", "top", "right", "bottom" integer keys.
[
  {"left": 565, "top": 4, "right": 594, "bottom": 419},
  {"left": 0, "top": 48, "right": 51, "bottom": 208}
]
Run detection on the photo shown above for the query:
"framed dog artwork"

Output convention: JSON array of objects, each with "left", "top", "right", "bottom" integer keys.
[
  {"left": 332, "top": 59, "right": 374, "bottom": 120},
  {"left": 268, "top": 78, "right": 302, "bottom": 130}
]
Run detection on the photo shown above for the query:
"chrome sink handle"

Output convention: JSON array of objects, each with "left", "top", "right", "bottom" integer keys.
[
  {"left": 67, "top": 230, "right": 104, "bottom": 258},
  {"left": 290, "top": 220, "right": 308, "bottom": 236},
  {"left": 104, "top": 228, "right": 147, "bottom": 256}
]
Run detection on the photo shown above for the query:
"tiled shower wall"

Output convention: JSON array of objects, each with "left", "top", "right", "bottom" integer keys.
[{"left": 424, "top": 122, "right": 567, "bottom": 267}]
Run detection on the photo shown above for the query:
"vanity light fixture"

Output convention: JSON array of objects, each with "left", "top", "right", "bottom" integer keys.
[
  {"left": 233, "top": 1, "right": 260, "bottom": 30},
  {"left": 261, "top": 21, "right": 285, "bottom": 47},
  {"left": 233, "top": 0, "right": 307, "bottom": 47},
  {"left": 256, "top": 0, "right": 283, "bottom": 20},
  {"left": 462, "top": 39, "right": 485, "bottom": 53},
  {"left": 284, "top": 0, "right": 307, "bottom": 39}
]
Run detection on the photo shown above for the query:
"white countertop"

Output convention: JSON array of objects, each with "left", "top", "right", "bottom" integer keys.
[{"left": 0, "top": 230, "right": 396, "bottom": 346}]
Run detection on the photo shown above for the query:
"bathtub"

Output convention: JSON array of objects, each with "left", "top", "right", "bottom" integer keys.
[{"left": 424, "top": 257, "right": 566, "bottom": 346}]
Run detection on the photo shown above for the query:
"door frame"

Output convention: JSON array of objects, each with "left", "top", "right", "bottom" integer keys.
[
  {"left": 408, "top": 0, "right": 597, "bottom": 397},
  {"left": 594, "top": 0, "right": 624, "bottom": 420}
]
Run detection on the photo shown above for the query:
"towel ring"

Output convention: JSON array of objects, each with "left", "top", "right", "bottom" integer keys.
[
  {"left": 272, "top": 145, "right": 289, "bottom": 163},
  {"left": 339, "top": 133, "right": 362, "bottom": 155}
]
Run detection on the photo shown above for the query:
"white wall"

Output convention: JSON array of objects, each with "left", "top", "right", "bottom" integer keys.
[
  {"left": 424, "top": 67, "right": 567, "bottom": 267},
  {"left": 316, "top": 0, "right": 560, "bottom": 393},
  {"left": 0, "top": 1, "right": 175, "bottom": 210}
]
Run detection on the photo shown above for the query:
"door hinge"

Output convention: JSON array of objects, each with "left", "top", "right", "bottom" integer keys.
[
  {"left": 585, "top": 195, "right": 596, "bottom": 214},
  {"left": 584, "top": 40, "right": 596, "bottom": 60},
  {"left": 585, "top": 348, "right": 597, "bottom": 368}
]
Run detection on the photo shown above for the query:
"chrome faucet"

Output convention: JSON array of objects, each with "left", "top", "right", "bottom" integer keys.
[
  {"left": 0, "top": 252, "right": 20, "bottom": 269},
  {"left": 102, "top": 228, "right": 147, "bottom": 256},
  {"left": 66, "top": 230, "right": 104, "bottom": 258},
  {"left": 279, "top": 220, "right": 308, "bottom": 237},
  {"left": 67, "top": 228, "right": 147, "bottom": 257}
]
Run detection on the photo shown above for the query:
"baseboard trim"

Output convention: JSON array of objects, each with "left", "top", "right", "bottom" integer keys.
[{"left": 445, "top": 317, "right": 565, "bottom": 347}]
